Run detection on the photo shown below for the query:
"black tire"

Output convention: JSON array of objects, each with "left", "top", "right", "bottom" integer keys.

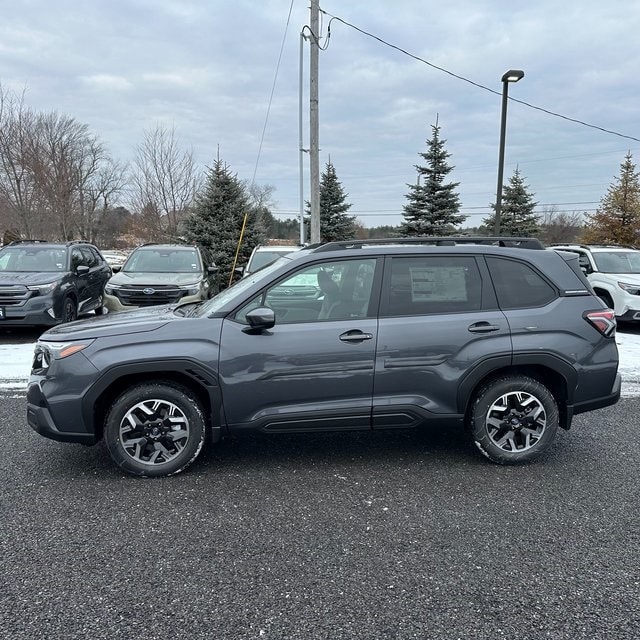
[
  {"left": 62, "top": 297, "right": 77, "bottom": 323},
  {"left": 104, "top": 382, "right": 206, "bottom": 477},
  {"left": 468, "top": 375, "right": 559, "bottom": 464}
]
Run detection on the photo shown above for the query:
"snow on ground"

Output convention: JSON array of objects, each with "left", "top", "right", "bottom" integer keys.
[{"left": 2, "top": 332, "right": 640, "bottom": 396}]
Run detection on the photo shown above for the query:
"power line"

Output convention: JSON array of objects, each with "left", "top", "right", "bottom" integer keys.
[
  {"left": 250, "top": 0, "right": 296, "bottom": 188},
  {"left": 321, "top": 11, "right": 640, "bottom": 144}
]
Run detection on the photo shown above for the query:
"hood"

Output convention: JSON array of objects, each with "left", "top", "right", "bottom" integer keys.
[
  {"left": 109, "top": 271, "right": 202, "bottom": 286},
  {"left": 41, "top": 305, "right": 178, "bottom": 340},
  {"left": 604, "top": 273, "right": 640, "bottom": 283},
  {"left": 0, "top": 271, "right": 65, "bottom": 285}
]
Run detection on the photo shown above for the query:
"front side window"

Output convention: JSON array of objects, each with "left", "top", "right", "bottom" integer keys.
[
  {"left": 385, "top": 256, "right": 482, "bottom": 316},
  {"left": 487, "top": 257, "right": 556, "bottom": 309},
  {"left": 235, "top": 258, "right": 377, "bottom": 324}
]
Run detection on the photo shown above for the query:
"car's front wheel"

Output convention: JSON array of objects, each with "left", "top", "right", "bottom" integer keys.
[
  {"left": 104, "top": 382, "right": 206, "bottom": 477},
  {"left": 468, "top": 375, "right": 559, "bottom": 464},
  {"left": 62, "top": 296, "right": 77, "bottom": 323}
]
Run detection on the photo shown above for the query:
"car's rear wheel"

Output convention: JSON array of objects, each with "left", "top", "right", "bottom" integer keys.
[
  {"left": 104, "top": 382, "right": 206, "bottom": 477},
  {"left": 62, "top": 297, "right": 77, "bottom": 323},
  {"left": 468, "top": 376, "right": 559, "bottom": 464}
]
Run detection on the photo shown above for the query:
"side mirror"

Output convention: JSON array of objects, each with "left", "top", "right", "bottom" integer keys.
[
  {"left": 208, "top": 265, "right": 219, "bottom": 274},
  {"left": 76, "top": 265, "right": 90, "bottom": 275},
  {"left": 112, "top": 265, "right": 122, "bottom": 273},
  {"left": 234, "top": 266, "right": 245, "bottom": 276},
  {"left": 243, "top": 307, "right": 275, "bottom": 333}
]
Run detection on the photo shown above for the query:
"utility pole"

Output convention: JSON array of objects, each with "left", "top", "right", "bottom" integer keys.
[{"left": 309, "top": 0, "right": 320, "bottom": 244}]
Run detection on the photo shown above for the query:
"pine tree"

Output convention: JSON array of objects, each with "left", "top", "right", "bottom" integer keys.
[
  {"left": 581, "top": 152, "right": 640, "bottom": 245},
  {"left": 306, "top": 160, "right": 356, "bottom": 242},
  {"left": 182, "top": 159, "right": 266, "bottom": 287},
  {"left": 484, "top": 168, "right": 539, "bottom": 236},
  {"left": 401, "top": 119, "right": 465, "bottom": 236}
]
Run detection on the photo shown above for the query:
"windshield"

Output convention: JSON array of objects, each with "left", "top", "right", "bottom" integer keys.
[
  {"left": 123, "top": 248, "right": 201, "bottom": 274},
  {"left": 593, "top": 251, "right": 640, "bottom": 274},
  {"left": 193, "top": 257, "right": 289, "bottom": 316},
  {"left": 0, "top": 246, "right": 67, "bottom": 272}
]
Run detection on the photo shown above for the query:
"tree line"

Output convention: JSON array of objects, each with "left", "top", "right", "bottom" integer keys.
[{"left": 2, "top": 86, "right": 639, "bottom": 271}]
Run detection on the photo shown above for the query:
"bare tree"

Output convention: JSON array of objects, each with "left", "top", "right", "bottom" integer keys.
[
  {"left": 538, "top": 206, "right": 584, "bottom": 245},
  {"left": 131, "top": 124, "right": 201, "bottom": 240},
  {"left": 0, "top": 86, "right": 43, "bottom": 238},
  {"left": 78, "top": 157, "right": 128, "bottom": 243}
]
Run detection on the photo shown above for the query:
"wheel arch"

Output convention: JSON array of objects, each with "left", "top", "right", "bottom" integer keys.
[
  {"left": 460, "top": 361, "right": 572, "bottom": 430},
  {"left": 83, "top": 360, "right": 223, "bottom": 443}
]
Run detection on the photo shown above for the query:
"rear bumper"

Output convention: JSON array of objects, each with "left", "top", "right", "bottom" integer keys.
[{"left": 571, "top": 372, "right": 621, "bottom": 417}]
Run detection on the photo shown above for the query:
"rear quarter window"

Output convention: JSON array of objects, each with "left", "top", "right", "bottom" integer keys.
[{"left": 486, "top": 257, "right": 557, "bottom": 309}]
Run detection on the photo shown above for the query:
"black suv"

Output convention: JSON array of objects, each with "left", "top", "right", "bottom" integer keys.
[
  {"left": 27, "top": 237, "right": 620, "bottom": 477},
  {"left": 103, "top": 243, "right": 219, "bottom": 312},
  {"left": 0, "top": 240, "right": 111, "bottom": 326}
]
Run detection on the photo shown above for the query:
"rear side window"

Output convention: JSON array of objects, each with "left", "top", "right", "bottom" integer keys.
[
  {"left": 487, "top": 257, "right": 556, "bottom": 309},
  {"left": 385, "top": 256, "right": 482, "bottom": 316}
]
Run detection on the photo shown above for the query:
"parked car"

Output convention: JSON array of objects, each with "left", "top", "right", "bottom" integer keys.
[
  {"left": 549, "top": 244, "right": 640, "bottom": 322},
  {"left": 239, "top": 244, "right": 301, "bottom": 277},
  {"left": 0, "top": 240, "right": 111, "bottom": 326},
  {"left": 103, "top": 243, "right": 219, "bottom": 312},
  {"left": 28, "top": 236, "right": 620, "bottom": 477}
]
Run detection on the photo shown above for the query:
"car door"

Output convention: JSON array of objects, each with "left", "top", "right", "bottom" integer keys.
[
  {"left": 81, "top": 246, "right": 108, "bottom": 309},
  {"left": 372, "top": 254, "right": 512, "bottom": 427},
  {"left": 218, "top": 257, "right": 381, "bottom": 432},
  {"left": 70, "top": 247, "right": 93, "bottom": 312}
]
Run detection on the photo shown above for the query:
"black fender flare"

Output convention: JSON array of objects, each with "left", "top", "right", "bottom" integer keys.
[{"left": 82, "top": 358, "right": 224, "bottom": 438}]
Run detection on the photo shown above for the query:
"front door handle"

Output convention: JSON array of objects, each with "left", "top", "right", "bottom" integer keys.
[
  {"left": 468, "top": 322, "right": 500, "bottom": 333},
  {"left": 339, "top": 330, "right": 373, "bottom": 343}
]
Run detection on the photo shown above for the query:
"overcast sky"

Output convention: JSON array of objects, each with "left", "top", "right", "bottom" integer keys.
[{"left": 1, "top": 0, "right": 639, "bottom": 228}]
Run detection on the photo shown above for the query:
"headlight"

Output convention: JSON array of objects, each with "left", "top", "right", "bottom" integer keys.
[
  {"left": 27, "top": 281, "right": 60, "bottom": 295},
  {"left": 104, "top": 282, "right": 122, "bottom": 295},
  {"left": 33, "top": 339, "right": 95, "bottom": 372},
  {"left": 42, "top": 340, "right": 96, "bottom": 360},
  {"left": 617, "top": 281, "right": 640, "bottom": 295},
  {"left": 179, "top": 282, "right": 201, "bottom": 295}
]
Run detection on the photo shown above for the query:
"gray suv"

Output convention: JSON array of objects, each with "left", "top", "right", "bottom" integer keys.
[
  {"left": 0, "top": 240, "right": 111, "bottom": 326},
  {"left": 27, "top": 237, "right": 620, "bottom": 477}
]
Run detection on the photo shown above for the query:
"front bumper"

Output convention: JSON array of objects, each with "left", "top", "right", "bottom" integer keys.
[
  {"left": 0, "top": 297, "right": 60, "bottom": 327},
  {"left": 104, "top": 291, "right": 203, "bottom": 312}
]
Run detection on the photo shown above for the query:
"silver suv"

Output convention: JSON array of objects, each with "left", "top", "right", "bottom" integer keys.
[
  {"left": 28, "top": 237, "right": 620, "bottom": 477},
  {"left": 549, "top": 244, "right": 640, "bottom": 321}
]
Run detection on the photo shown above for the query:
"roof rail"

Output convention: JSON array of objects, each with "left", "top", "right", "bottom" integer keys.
[
  {"left": 7, "top": 239, "right": 51, "bottom": 245},
  {"left": 549, "top": 243, "right": 639, "bottom": 250},
  {"left": 311, "top": 236, "right": 545, "bottom": 252}
]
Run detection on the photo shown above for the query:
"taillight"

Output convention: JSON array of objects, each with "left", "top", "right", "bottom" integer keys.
[{"left": 583, "top": 309, "right": 616, "bottom": 337}]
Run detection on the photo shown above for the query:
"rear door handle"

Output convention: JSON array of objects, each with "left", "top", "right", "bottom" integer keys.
[
  {"left": 468, "top": 322, "right": 500, "bottom": 333},
  {"left": 340, "top": 330, "right": 373, "bottom": 343}
]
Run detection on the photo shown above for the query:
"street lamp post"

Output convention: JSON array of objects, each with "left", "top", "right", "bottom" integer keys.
[{"left": 493, "top": 69, "right": 524, "bottom": 236}]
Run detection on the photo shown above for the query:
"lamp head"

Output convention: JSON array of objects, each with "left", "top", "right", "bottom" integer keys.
[{"left": 502, "top": 69, "right": 524, "bottom": 83}]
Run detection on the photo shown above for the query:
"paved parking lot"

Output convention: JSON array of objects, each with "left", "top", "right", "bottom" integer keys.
[{"left": 2, "top": 392, "right": 639, "bottom": 639}]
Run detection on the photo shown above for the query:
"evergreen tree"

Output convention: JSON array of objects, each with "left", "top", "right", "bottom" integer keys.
[
  {"left": 182, "top": 159, "right": 266, "bottom": 287},
  {"left": 484, "top": 167, "right": 539, "bottom": 236},
  {"left": 307, "top": 160, "right": 356, "bottom": 242},
  {"left": 581, "top": 152, "right": 640, "bottom": 245},
  {"left": 401, "top": 119, "right": 465, "bottom": 236}
]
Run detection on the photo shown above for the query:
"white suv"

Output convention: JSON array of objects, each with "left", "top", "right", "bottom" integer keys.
[{"left": 550, "top": 244, "right": 640, "bottom": 321}]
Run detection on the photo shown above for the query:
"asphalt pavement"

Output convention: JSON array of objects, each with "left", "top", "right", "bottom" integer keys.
[{"left": 2, "top": 393, "right": 639, "bottom": 640}]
